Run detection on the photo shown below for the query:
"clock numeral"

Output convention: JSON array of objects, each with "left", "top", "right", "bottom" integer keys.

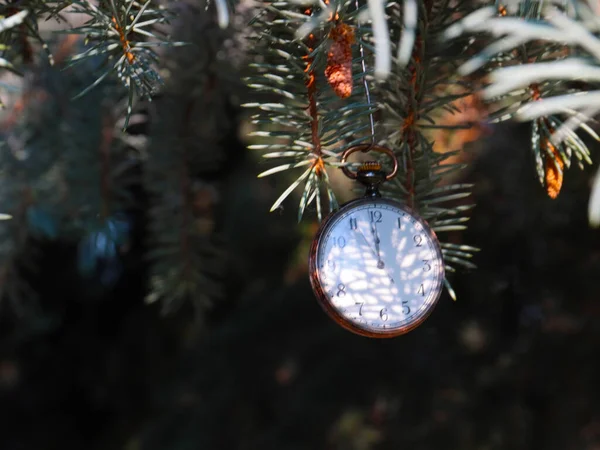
[
  {"left": 402, "top": 300, "right": 410, "bottom": 315},
  {"left": 397, "top": 217, "right": 403, "bottom": 230},
  {"left": 355, "top": 302, "right": 364, "bottom": 316},
  {"left": 380, "top": 308, "right": 388, "bottom": 321},
  {"left": 414, "top": 234, "right": 423, "bottom": 247},
  {"left": 349, "top": 218, "right": 357, "bottom": 230},
  {"left": 370, "top": 211, "right": 382, "bottom": 223},
  {"left": 337, "top": 283, "right": 346, "bottom": 297},
  {"left": 333, "top": 236, "right": 346, "bottom": 248},
  {"left": 322, "top": 260, "right": 335, "bottom": 279},
  {"left": 417, "top": 283, "right": 425, "bottom": 296},
  {"left": 423, "top": 259, "right": 431, "bottom": 271}
]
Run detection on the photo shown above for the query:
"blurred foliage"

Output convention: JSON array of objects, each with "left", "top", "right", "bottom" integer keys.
[
  {"left": 445, "top": 1, "right": 598, "bottom": 200},
  {"left": 0, "top": 0, "right": 241, "bottom": 321}
]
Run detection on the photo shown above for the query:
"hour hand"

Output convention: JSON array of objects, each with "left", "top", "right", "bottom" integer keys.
[
  {"left": 368, "top": 221, "right": 385, "bottom": 270},
  {"left": 356, "top": 228, "right": 394, "bottom": 283},
  {"left": 370, "top": 220, "right": 380, "bottom": 243},
  {"left": 356, "top": 227, "right": 380, "bottom": 262}
]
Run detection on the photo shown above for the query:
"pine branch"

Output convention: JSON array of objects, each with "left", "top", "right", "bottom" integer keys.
[
  {"left": 0, "top": 31, "right": 140, "bottom": 314},
  {"left": 144, "top": 96, "right": 225, "bottom": 315},
  {"left": 143, "top": 0, "right": 234, "bottom": 316},
  {"left": 0, "top": 8, "right": 31, "bottom": 82},
  {"left": 0, "top": 2, "right": 80, "bottom": 84},
  {"left": 245, "top": 0, "right": 381, "bottom": 221},
  {"left": 0, "top": 0, "right": 233, "bottom": 316},
  {"left": 60, "top": 0, "right": 185, "bottom": 129},
  {"left": 0, "top": 51, "right": 62, "bottom": 316},
  {"left": 444, "top": 2, "right": 598, "bottom": 200}
]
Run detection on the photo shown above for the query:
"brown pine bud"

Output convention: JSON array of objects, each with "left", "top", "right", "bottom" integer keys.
[
  {"left": 325, "top": 23, "right": 355, "bottom": 99},
  {"left": 544, "top": 139, "right": 563, "bottom": 199}
]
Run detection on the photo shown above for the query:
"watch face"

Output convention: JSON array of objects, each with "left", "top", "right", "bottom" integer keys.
[{"left": 310, "top": 197, "right": 444, "bottom": 336}]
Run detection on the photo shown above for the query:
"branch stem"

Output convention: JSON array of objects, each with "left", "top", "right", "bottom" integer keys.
[{"left": 303, "top": 8, "right": 323, "bottom": 174}]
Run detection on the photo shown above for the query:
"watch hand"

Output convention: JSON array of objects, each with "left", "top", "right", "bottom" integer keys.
[
  {"left": 356, "top": 228, "right": 380, "bottom": 262},
  {"left": 370, "top": 223, "right": 396, "bottom": 284},
  {"left": 356, "top": 227, "right": 395, "bottom": 284},
  {"left": 370, "top": 221, "right": 382, "bottom": 262},
  {"left": 369, "top": 221, "right": 386, "bottom": 273}
]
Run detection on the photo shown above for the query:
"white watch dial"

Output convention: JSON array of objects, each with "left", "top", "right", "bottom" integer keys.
[{"left": 316, "top": 200, "right": 443, "bottom": 333}]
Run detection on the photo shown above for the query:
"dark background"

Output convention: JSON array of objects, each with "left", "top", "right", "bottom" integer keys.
[{"left": 1, "top": 116, "right": 600, "bottom": 450}]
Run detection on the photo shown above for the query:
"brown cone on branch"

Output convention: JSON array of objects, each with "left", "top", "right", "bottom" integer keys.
[
  {"left": 325, "top": 23, "right": 355, "bottom": 99},
  {"left": 543, "top": 138, "right": 563, "bottom": 199}
]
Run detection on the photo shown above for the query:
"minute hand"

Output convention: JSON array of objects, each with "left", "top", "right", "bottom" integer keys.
[
  {"left": 357, "top": 226, "right": 395, "bottom": 284},
  {"left": 356, "top": 228, "right": 381, "bottom": 262},
  {"left": 371, "top": 221, "right": 382, "bottom": 262}
]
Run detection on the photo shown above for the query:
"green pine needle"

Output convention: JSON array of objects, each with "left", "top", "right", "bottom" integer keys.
[{"left": 62, "top": 0, "right": 185, "bottom": 129}]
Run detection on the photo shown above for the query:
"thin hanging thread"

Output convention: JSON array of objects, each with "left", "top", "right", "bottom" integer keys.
[{"left": 355, "top": 0, "right": 376, "bottom": 150}]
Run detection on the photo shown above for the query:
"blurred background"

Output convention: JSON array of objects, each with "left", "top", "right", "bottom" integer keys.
[{"left": 1, "top": 1, "right": 600, "bottom": 450}]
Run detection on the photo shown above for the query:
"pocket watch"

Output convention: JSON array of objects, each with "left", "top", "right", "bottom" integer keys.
[{"left": 309, "top": 145, "right": 445, "bottom": 337}]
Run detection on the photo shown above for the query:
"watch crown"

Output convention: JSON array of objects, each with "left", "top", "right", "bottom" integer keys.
[
  {"left": 356, "top": 161, "right": 386, "bottom": 198},
  {"left": 358, "top": 160, "right": 382, "bottom": 172}
]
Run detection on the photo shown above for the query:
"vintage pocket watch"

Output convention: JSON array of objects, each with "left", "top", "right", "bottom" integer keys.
[{"left": 309, "top": 145, "right": 445, "bottom": 337}]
